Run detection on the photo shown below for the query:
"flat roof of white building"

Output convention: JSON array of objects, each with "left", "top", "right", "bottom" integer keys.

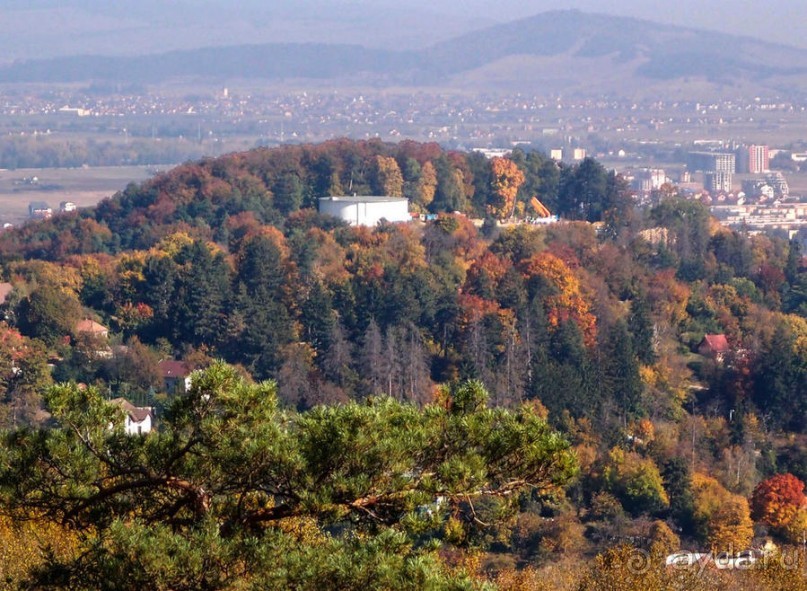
[{"left": 320, "top": 196, "right": 407, "bottom": 203}]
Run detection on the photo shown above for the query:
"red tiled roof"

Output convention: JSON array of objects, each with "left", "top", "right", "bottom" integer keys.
[
  {"left": 158, "top": 360, "right": 190, "bottom": 378},
  {"left": 75, "top": 319, "right": 108, "bottom": 335},
  {"left": 701, "top": 334, "right": 730, "bottom": 353},
  {"left": 0, "top": 283, "right": 13, "bottom": 305}
]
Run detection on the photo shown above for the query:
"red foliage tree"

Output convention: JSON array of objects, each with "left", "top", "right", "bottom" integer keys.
[{"left": 750, "top": 473, "right": 807, "bottom": 529}]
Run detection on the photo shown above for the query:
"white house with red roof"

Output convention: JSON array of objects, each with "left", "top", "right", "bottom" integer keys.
[{"left": 109, "top": 398, "right": 153, "bottom": 435}]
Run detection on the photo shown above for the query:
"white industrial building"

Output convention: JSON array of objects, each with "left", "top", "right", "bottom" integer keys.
[{"left": 319, "top": 196, "right": 411, "bottom": 226}]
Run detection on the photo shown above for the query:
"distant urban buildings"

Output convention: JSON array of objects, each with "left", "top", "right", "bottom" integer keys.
[
  {"left": 711, "top": 201, "right": 807, "bottom": 241},
  {"left": 548, "top": 148, "right": 586, "bottom": 162},
  {"left": 28, "top": 201, "right": 52, "bottom": 219},
  {"left": 705, "top": 171, "right": 733, "bottom": 194},
  {"left": 741, "top": 172, "right": 789, "bottom": 200},
  {"left": 688, "top": 151, "right": 736, "bottom": 194},
  {"left": 631, "top": 168, "right": 667, "bottom": 192},
  {"left": 688, "top": 151, "right": 736, "bottom": 175}
]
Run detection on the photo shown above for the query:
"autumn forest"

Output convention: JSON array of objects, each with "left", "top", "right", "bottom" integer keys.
[{"left": 0, "top": 139, "right": 806, "bottom": 590}]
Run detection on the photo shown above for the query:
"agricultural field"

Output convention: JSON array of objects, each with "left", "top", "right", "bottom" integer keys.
[{"left": 0, "top": 165, "right": 160, "bottom": 224}]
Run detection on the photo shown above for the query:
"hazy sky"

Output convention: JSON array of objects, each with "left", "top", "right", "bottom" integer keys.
[{"left": 1, "top": 0, "right": 806, "bottom": 61}]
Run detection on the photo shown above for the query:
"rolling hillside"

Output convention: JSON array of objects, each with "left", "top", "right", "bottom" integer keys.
[{"left": 2, "top": 10, "right": 807, "bottom": 97}]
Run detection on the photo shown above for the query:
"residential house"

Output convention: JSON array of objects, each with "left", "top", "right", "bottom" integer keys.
[
  {"left": 698, "top": 334, "right": 731, "bottom": 363},
  {"left": 74, "top": 319, "right": 109, "bottom": 339},
  {"left": 73, "top": 319, "right": 112, "bottom": 358},
  {"left": 109, "top": 398, "right": 153, "bottom": 435},
  {"left": 158, "top": 360, "right": 192, "bottom": 393}
]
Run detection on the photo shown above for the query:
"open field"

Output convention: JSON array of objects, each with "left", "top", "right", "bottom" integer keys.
[{"left": 0, "top": 165, "right": 162, "bottom": 225}]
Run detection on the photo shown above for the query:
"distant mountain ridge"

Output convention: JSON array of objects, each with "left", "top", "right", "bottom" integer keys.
[
  {"left": 0, "top": 44, "right": 416, "bottom": 84},
  {"left": 3, "top": 10, "right": 807, "bottom": 97}
]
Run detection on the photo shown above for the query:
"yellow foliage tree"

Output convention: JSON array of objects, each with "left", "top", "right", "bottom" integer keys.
[
  {"left": 576, "top": 545, "right": 664, "bottom": 591},
  {"left": 488, "top": 157, "right": 525, "bottom": 220},
  {"left": 692, "top": 473, "right": 754, "bottom": 552},
  {"left": 783, "top": 508, "right": 807, "bottom": 545},
  {"left": 8, "top": 260, "right": 83, "bottom": 295},
  {"left": 494, "top": 560, "right": 581, "bottom": 591},
  {"left": 375, "top": 155, "right": 404, "bottom": 197},
  {"left": 750, "top": 550, "right": 807, "bottom": 591},
  {"left": 417, "top": 161, "right": 437, "bottom": 209},
  {"left": 577, "top": 543, "right": 730, "bottom": 591},
  {"left": 692, "top": 472, "right": 731, "bottom": 520},
  {"left": 115, "top": 251, "right": 148, "bottom": 301},
  {"left": 707, "top": 496, "right": 754, "bottom": 553},
  {"left": 154, "top": 231, "right": 195, "bottom": 257},
  {"left": 602, "top": 448, "right": 669, "bottom": 515},
  {"left": 649, "top": 520, "right": 680, "bottom": 555},
  {"left": 0, "top": 515, "right": 78, "bottom": 589}
]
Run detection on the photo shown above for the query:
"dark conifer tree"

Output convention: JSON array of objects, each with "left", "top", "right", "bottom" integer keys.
[
  {"left": 628, "top": 293, "right": 657, "bottom": 365},
  {"left": 599, "top": 320, "right": 644, "bottom": 420},
  {"left": 536, "top": 319, "right": 597, "bottom": 422},
  {"left": 359, "top": 318, "right": 385, "bottom": 398},
  {"left": 431, "top": 155, "right": 464, "bottom": 213},
  {"left": 231, "top": 235, "right": 294, "bottom": 379},
  {"left": 752, "top": 324, "right": 807, "bottom": 433},
  {"left": 662, "top": 457, "right": 697, "bottom": 537},
  {"left": 173, "top": 241, "right": 231, "bottom": 349},
  {"left": 300, "top": 279, "right": 336, "bottom": 358},
  {"left": 273, "top": 172, "right": 305, "bottom": 215}
]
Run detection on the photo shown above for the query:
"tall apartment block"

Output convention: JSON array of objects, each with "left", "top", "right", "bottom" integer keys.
[
  {"left": 705, "top": 171, "right": 733, "bottom": 194},
  {"left": 689, "top": 151, "right": 735, "bottom": 193},
  {"left": 736, "top": 145, "right": 770, "bottom": 174}
]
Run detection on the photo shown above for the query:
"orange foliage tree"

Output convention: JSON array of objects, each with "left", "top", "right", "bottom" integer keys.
[
  {"left": 465, "top": 251, "right": 510, "bottom": 298},
  {"left": 520, "top": 252, "right": 597, "bottom": 346}
]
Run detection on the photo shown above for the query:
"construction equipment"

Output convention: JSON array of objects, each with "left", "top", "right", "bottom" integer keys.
[{"left": 530, "top": 197, "right": 551, "bottom": 218}]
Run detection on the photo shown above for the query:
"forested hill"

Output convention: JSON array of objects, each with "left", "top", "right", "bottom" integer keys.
[
  {"left": 0, "top": 138, "right": 630, "bottom": 258},
  {"left": 0, "top": 140, "right": 806, "bottom": 586}
]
